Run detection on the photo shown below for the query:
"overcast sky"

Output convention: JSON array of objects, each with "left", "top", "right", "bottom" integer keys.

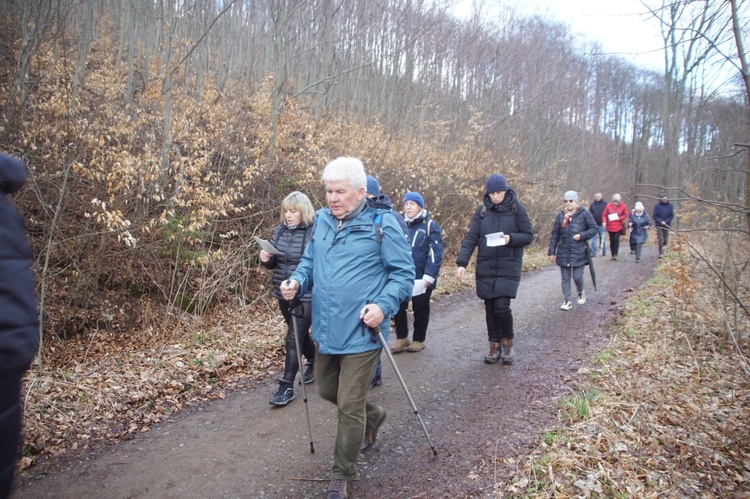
[{"left": 453, "top": 0, "right": 666, "bottom": 71}]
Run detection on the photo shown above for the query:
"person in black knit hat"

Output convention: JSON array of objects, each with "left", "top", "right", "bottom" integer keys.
[{"left": 455, "top": 173, "right": 534, "bottom": 365}]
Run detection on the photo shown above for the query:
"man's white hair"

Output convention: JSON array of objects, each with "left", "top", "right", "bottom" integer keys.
[{"left": 322, "top": 157, "right": 366, "bottom": 190}]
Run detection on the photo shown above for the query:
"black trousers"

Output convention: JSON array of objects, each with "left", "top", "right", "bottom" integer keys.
[
  {"left": 278, "top": 299, "right": 315, "bottom": 383},
  {"left": 394, "top": 287, "right": 434, "bottom": 343},
  {"left": 608, "top": 231, "right": 622, "bottom": 257},
  {"left": 0, "top": 375, "right": 22, "bottom": 499},
  {"left": 484, "top": 296, "right": 514, "bottom": 343}
]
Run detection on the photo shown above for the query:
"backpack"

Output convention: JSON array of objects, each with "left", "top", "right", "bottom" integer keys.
[{"left": 478, "top": 201, "right": 519, "bottom": 232}]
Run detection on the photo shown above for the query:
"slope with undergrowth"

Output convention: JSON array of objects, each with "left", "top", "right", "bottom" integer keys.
[{"left": 503, "top": 239, "right": 750, "bottom": 497}]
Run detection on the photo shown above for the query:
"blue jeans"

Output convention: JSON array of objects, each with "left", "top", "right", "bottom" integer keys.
[{"left": 590, "top": 225, "right": 606, "bottom": 255}]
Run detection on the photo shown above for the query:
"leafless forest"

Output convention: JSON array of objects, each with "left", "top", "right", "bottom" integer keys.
[
  {"left": 1, "top": 0, "right": 749, "bottom": 485},
  {"left": 1, "top": 0, "right": 748, "bottom": 354}
]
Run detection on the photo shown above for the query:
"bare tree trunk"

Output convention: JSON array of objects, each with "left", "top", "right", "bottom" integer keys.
[
  {"left": 70, "top": 0, "right": 95, "bottom": 113},
  {"left": 729, "top": 0, "right": 750, "bottom": 232},
  {"left": 161, "top": 0, "right": 175, "bottom": 174}
]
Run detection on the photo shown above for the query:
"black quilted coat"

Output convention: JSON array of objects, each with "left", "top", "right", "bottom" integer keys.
[
  {"left": 261, "top": 222, "right": 314, "bottom": 302},
  {"left": 456, "top": 190, "right": 534, "bottom": 299},
  {"left": 548, "top": 208, "right": 598, "bottom": 267}
]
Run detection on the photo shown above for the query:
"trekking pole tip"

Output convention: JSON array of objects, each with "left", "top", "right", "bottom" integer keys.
[{"left": 310, "top": 443, "right": 315, "bottom": 454}]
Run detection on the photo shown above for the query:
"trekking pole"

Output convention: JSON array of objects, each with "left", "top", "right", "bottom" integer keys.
[
  {"left": 289, "top": 292, "right": 315, "bottom": 454},
  {"left": 364, "top": 309, "right": 438, "bottom": 457}
]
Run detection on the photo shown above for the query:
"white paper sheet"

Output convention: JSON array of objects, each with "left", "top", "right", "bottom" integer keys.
[
  {"left": 412, "top": 279, "right": 427, "bottom": 297},
  {"left": 485, "top": 232, "right": 506, "bottom": 247},
  {"left": 607, "top": 212, "right": 619, "bottom": 222},
  {"left": 254, "top": 236, "right": 282, "bottom": 256}
]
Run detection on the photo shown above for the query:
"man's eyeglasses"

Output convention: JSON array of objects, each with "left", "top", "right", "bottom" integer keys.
[{"left": 564, "top": 199, "right": 576, "bottom": 203}]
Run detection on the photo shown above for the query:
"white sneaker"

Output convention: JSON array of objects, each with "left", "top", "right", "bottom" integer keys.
[
  {"left": 577, "top": 290, "right": 586, "bottom": 305},
  {"left": 560, "top": 301, "right": 572, "bottom": 311}
]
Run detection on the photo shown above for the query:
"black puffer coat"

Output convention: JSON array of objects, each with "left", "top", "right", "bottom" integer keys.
[
  {"left": 261, "top": 222, "right": 314, "bottom": 302},
  {"left": 456, "top": 190, "right": 534, "bottom": 299},
  {"left": 0, "top": 153, "right": 39, "bottom": 377},
  {"left": 548, "top": 208, "right": 598, "bottom": 267}
]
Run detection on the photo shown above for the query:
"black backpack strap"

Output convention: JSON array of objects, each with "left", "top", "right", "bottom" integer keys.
[{"left": 374, "top": 212, "right": 383, "bottom": 243}]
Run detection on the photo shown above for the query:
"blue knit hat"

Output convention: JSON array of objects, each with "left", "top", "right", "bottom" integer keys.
[
  {"left": 485, "top": 174, "right": 509, "bottom": 194},
  {"left": 366, "top": 175, "right": 380, "bottom": 196},
  {"left": 403, "top": 191, "right": 424, "bottom": 209}
]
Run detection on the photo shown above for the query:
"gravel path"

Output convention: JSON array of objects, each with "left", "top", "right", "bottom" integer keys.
[{"left": 12, "top": 247, "right": 658, "bottom": 498}]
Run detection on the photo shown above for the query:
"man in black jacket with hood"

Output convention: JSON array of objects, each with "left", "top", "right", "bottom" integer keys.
[{"left": 0, "top": 153, "right": 38, "bottom": 498}]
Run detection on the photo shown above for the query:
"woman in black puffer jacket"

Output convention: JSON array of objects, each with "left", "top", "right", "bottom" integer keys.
[
  {"left": 548, "top": 190, "right": 598, "bottom": 311},
  {"left": 456, "top": 174, "right": 534, "bottom": 365},
  {"left": 260, "top": 191, "right": 316, "bottom": 407},
  {"left": 0, "top": 153, "right": 38, "bottom": 498}
]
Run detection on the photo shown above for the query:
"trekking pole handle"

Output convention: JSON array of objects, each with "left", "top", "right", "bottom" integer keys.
[
  {"left": 363, "top": 308, "right": 380, "bottom": 343},
  {"left": 285, "top": 280, "right": 304, "bottom": 317}
]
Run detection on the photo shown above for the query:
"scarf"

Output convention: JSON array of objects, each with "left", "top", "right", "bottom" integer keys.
[{"left": 562, "top": 207, "right": 578, "bottom": 228}]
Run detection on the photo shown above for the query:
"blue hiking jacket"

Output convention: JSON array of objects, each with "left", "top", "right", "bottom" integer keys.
[
  {"left": 652, "top": 201, "right": 674, "bottom": 226},
  {"left": 404, "top": 209, "right": 444, "bottom": 288},
  {"left": 291, "top": 205, "right": 414, "bottom": 354},
  {"left": 629, "top": 212, "right": 652, "bottom": 245}
]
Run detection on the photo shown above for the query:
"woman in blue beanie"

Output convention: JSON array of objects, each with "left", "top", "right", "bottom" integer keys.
[
  {"left": 456, "top": 174, "right": 534, "bottom": 364},
  {"left": 390, "top": 191, "right": 444, "bottom": 354}
]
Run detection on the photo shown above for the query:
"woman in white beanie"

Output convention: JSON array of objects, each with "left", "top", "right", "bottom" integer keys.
[
  {"left": 548, "top": 190, "right": 598, "bottom": 310},
  {"left": 628, "top": 202, "right": 651, "bottom": 263}
]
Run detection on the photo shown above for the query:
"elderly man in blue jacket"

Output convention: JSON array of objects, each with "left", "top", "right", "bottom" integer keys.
[
  {"left": 281, "top": 157, "right": 414, "bottom": 499},
  {"left": 0, "top": 153, "right": 39, "bottom": 498}
]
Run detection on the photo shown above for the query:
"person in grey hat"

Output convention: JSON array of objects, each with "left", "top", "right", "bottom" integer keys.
[
  {"left": 455, "top": 173, "right": 534, "bottom": 364},
  {"left": 549, "top": 190, "right": 598, "bottom": 310}
]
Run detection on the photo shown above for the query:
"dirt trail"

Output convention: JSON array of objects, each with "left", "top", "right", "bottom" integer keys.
[{"left": 11, "top": 249, "right": 657, "bottom": 498}]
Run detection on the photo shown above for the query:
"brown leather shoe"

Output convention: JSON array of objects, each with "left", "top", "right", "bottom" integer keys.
[
  {"left": 360, "top": 408, "right": 386, "bottom": 452},
  {"left": 501, "top": 338, "right": 514, "bottom": 364},
  {"left": 406, "top": 341, "right": 425, "bottom": 352},
  {"left": 484, "top": 342, "right": 501, "bottom": 364},
  {"left": 390, "top": 337, "right": 410, "bottom": 353}
]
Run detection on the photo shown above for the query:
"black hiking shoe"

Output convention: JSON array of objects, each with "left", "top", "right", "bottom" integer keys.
[
  {"left": 326, "top": 479, "right": 349, "bottom": 499},
  {"left": 269, "top": 381, "right": 295, "bottom": 406},
  {"left": 360, "top": 408, "right": 386, "bottom": 452},
  {"left": 369, "top": 372, "right": 382, "bottom": 389},
  {"left": 302, "top": 362, "right": 314, "bottom": 384}
]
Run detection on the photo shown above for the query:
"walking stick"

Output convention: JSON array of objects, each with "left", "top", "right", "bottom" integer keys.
[
  {"left": 289, "top": 294, "right": 315, "bottom": 454},
  {"left": 365, "top": 309, "right": 438, "bottom": 457}
]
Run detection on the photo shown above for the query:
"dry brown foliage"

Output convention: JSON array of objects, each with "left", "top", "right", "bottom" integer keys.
[{"left": 501, "top": 239, "right": 750, "bottom": 497}]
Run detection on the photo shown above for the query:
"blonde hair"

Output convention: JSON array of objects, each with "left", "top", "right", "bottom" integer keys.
[
  {"left": 612, "top": 193, "right": 621, "bottom": 202},
  {"left": 280, "top": 191, "right": 316, "bottom": 226}
]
